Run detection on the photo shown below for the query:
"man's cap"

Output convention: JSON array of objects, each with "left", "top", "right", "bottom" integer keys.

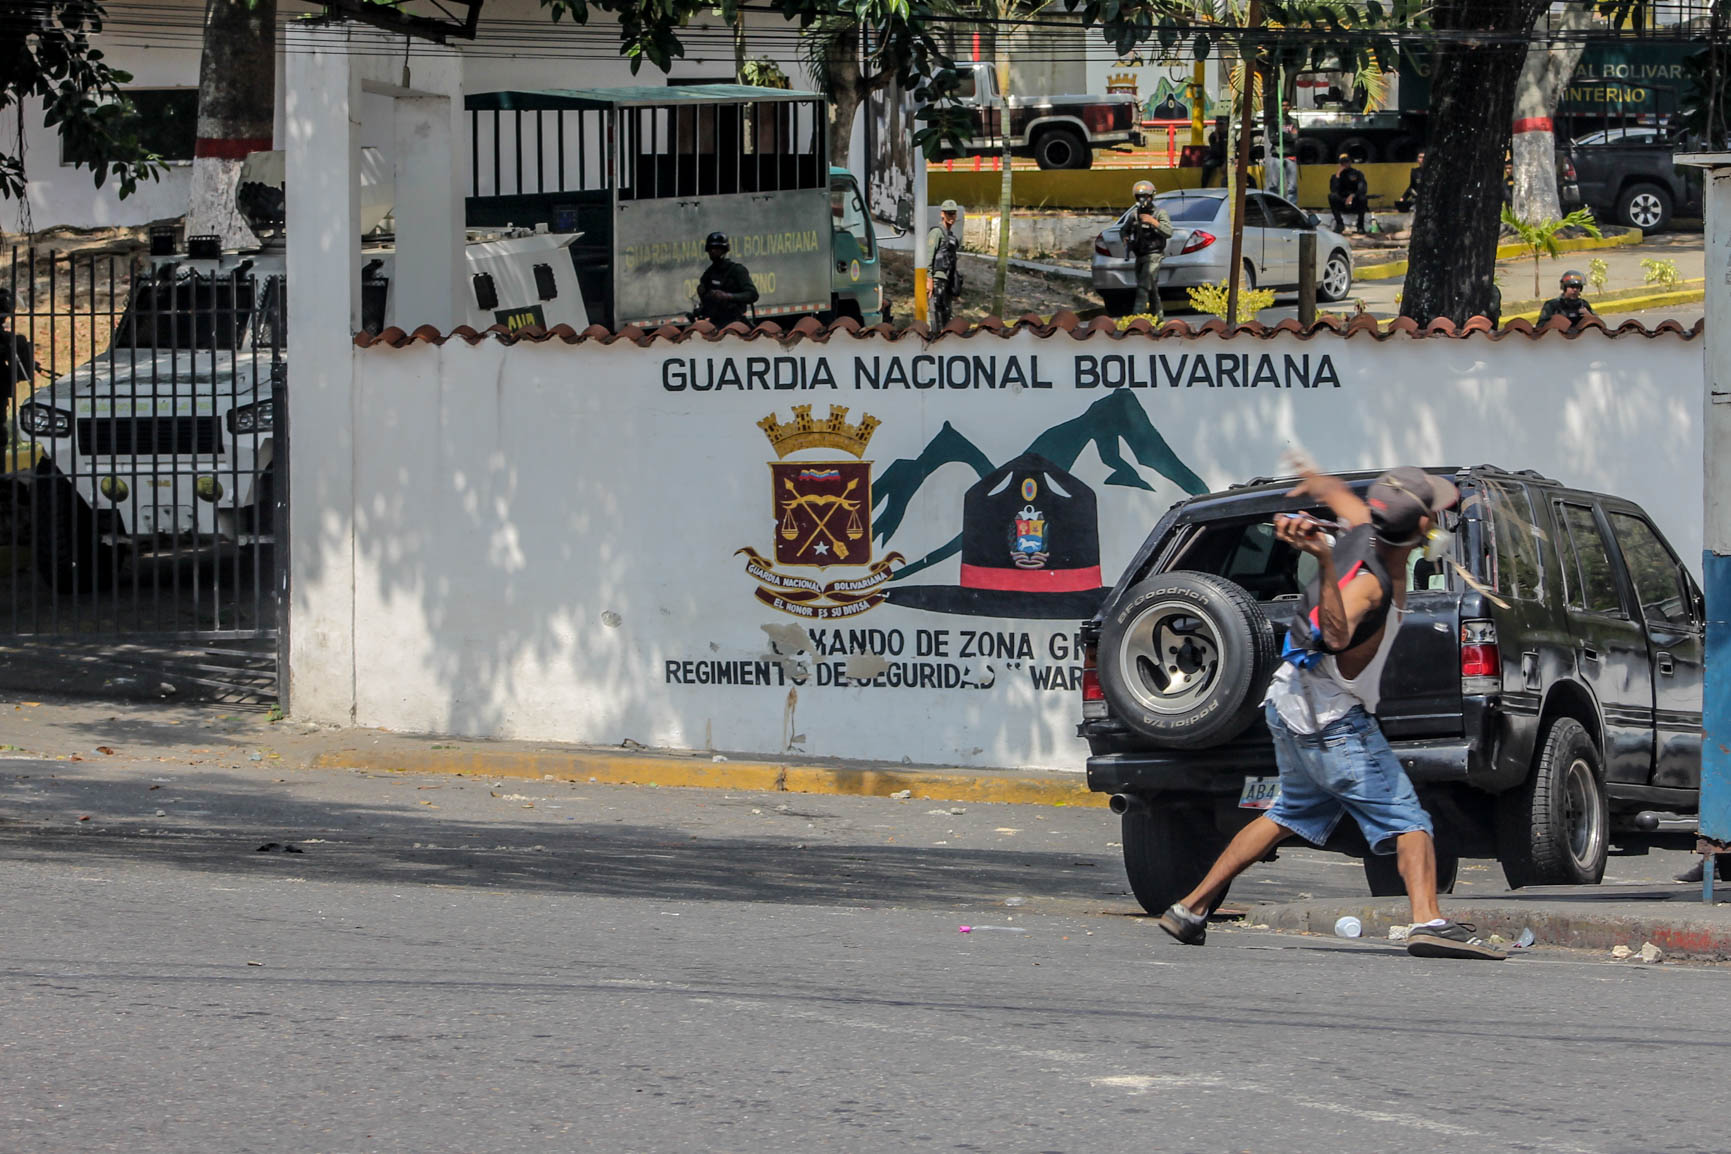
[
  {"left": 1338, "top": 152, "right": 1352, "bottom": 162},
  {"left": 1367, "top": 467, "right": 1459, "bottom": 547},
  {"left": 938, "top": 199, "right": 961, "bottom": 213},
  {"left": 1560, "top": 269, "right": 1585, "bottom": 288},
  {"left": 705, "top": 231, "right": 730, "bottom": 249},
  {"left": 1132, "top": 179, "right": 1155, "bottom": 198}
]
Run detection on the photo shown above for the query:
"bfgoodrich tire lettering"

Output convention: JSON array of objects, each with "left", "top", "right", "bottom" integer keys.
[
  {"left": 1496, "top": 716, "right": 1609, "bottom": 888},
  {"left": 1097, "top": 571, "right": 1279, "bottom": 749}
]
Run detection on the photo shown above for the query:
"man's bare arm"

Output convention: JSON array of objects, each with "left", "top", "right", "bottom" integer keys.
[
  {"left": 1314, "top": 566, "right": 1385, "bottom": 651},
  {"left": 1286, "top": 463, "right": 1371, "bottom": 528}
]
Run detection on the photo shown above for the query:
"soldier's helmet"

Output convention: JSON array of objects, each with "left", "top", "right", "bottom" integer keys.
[
  {"left": 1132, "top": 180, "right": 1156, "bottom": 201},
  {"left": 1560, "top": 269, "right": 1585, "bottom": 290},
  {"left": 705, "top": 231, "right": 730, "bottom": 252}
]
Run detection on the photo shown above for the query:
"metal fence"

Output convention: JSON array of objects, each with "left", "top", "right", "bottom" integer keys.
[{"left": 2, "top": 245, "right": 286, "bottom": 700}]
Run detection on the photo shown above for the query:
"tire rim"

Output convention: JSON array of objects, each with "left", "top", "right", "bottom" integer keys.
[
  {"left": 1563, "top": 755, "right": 1606, "bottom": 870},
  {"left": 1322, "top": 256, "right": 1351, "bottom": 299},
  {"left": 1627, "top": 192, "right": 1664, "bottom": 228},
  {"left": 1115, "top": 600, "right": 1222, "bottom": 714}
]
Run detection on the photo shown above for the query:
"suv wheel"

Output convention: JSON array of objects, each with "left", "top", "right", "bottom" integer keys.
[
  {"left": 1497, "top": 717, "right": 1609, "bottom": 887},
  {"left": 1362, "top": 850, "right": 1459, "bottom": 897},
  {"left": 1096, "top": 571, "right": 1279, "bottom": 749},
  {"left": 1120, "top": 801, "right": 1225, "bottom": 916},
  {"left": 1616, "top": 182, "right": 1672, "bottom": 232}
]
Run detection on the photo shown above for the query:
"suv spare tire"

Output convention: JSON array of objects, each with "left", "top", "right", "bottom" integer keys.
[{"left": 1097, "top": 571, "right": 1280, "bottom": 749}]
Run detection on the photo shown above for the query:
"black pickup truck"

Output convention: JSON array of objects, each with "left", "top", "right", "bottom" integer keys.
[
  {"left": 1078, "top": 466, "right": 1703, "bottom": 914},
  {"left": 1565, "top": 126, "right": 1703, "bottom": 232}
]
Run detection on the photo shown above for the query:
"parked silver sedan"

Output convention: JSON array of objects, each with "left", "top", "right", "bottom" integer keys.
[{"left": 1092, "top": 188, "right": 1356, "bottom": 316}]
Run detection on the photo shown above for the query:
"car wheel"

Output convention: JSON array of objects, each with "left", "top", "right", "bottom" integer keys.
[
  {"left": 1121, "top": 800, "right": 1227, "bottom": 916},
  {"left": 1362, "top": 850, "right": 1459, "bottom": 897},
  {"left": 1100, "top": 289, "right": 1135, "bottom": 317},
  {"left": 1096, "top": 571, "right": 1280, "bottom": 749},
  {"left": 1318, "top": 250, "right": 1353, "bottom": 302},
  {"left": 1033, "top": 127, "right": 1090, "bottom": 171},
  {"left": 1242, "top": 260, "right": 1257, "bottom": 291},
  {"left": 1616, "top": 182, "right": 1671, "bottom": 232},
  {"left": 1497, "top": 717, "right": 1609, "bottom": 888},
  {"left": 1295, "top": 137, "right": 1329, "bottom": 167}
]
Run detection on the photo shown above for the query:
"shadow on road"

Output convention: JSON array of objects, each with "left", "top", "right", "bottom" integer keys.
[{"left": 0, "top": 769, "right": 1127, "bottom": 911}]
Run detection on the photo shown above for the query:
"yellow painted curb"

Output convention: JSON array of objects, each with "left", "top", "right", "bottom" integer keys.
[
  {"left": 1505, "top": 284, "right": 1704, "bottom": 323},
  {"left": 311, "top": 747, "right": 1108, "bottom": 808},
  {"left": 1355, "top": 229, "right": 1645, "bottom": 283}
]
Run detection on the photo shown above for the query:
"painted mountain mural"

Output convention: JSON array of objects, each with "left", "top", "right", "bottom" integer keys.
[{"left": 872, "top": 391, "right": 1207, "bottom": 582}]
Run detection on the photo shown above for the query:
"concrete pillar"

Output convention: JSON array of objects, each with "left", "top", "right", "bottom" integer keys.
[
  {"left": 285, "top": 25, "right": 363, "bottom": 723},
  {"left": 1679, "top": 152, "right": 1731, "bottom": 891},
  {"left": 379, "top": 45, "right": 465, "bottom": 330}
]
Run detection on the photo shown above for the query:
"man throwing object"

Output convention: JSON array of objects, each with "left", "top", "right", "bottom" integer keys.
[{"left": 1157, "top": 463, "right": 1507, "bottom": 961}]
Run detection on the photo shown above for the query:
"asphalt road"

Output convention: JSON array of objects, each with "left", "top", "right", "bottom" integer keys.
[{"left": 3, "top": 754, "right": 1726, "bottom": 1153}]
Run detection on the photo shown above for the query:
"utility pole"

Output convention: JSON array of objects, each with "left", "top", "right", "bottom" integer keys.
[
  {"left": 1679, "top": 150, "right": 1731, "bottom": 902},
  {"left": 1225, "top": 0, "right": 1261, "bottom": 326}
]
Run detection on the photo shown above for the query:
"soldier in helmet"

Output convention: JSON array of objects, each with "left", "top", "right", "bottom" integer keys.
[
  {"left": 695, "top": 231, "right": 760, "bottom": 328},
  {"left": 0, "top": 287, "right": 36, "bottom": 445},
  {"left": 1126, "top": 180, "right": 1174, "bottom": 320},
  {"left": 1537, "top": 269, "right": 1597, "bottom": 329},
  {"left": 926, "top": 199, "right": 963, "bottom": 329}
]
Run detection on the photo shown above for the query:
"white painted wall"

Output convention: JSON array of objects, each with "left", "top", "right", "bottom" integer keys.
[{"left": 292, "top": 329, "right": 1704, "bottom": 770}]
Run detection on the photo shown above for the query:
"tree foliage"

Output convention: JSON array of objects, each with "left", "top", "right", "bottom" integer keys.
[
  {"left": 538, "top": 0, "right": 1423, "bottom": 156},
  {"left": 0, "top": 0, "right": 165, "bottom": 201}
]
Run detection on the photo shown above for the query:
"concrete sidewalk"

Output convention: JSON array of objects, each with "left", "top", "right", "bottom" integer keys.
[{"left": 3, "top": 692, "right": 1725, "bottom": 959}]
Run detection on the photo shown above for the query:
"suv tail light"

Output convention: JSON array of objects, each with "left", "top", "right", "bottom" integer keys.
[
  {"left": 1461, "top": 619, "right": 1500, "bottom": 694},
  {"left": 1563, "top": 158, "right": 1578, "bottom": 180},
  {"left": 1095, "top": 234, "right": 1111, "bottom": 256},
  {"left": 1082, "top": 638, "right": 1107, "bottom": 719},
  {"left": 1179, "top": 229, "right": 1216, "bottom": 254}
]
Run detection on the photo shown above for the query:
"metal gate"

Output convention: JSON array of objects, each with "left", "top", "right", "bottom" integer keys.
[{"left": 2, "top": 242, "right": 286, "bottom": 701}]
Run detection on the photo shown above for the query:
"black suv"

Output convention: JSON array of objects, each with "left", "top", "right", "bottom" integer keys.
[
  {"left": 1078, "top": 466, "right": 1703, "bottom": 914},
  {"left": 1565, "top": 126, "right": 1702, "bottom": 232}
]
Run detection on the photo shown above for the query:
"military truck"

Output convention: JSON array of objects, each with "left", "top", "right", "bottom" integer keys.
[
  {"left": 935, "top": 61, "right": 1144, "bottom": 170},
  {"left": 462, "top": 86, "right": 885, "bottom": 329}
]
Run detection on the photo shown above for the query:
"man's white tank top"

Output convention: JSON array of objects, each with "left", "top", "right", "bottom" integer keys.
[{"left": 1265, "top": 605, "right": 1405, "bottom": 735}]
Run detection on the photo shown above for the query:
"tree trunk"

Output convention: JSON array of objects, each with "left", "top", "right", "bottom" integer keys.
[
  {"left": 1401, "top": 0, "right": 1550, "bottom": 326},
  {"left": 823, "top": 32, "right": 866, "bottom": 167},
  {"left": 1510, "top": 3, "right": 1592, "bottom": 223},
  {"left": 187, "top": 0, "right": 275, "bottom": 248}
]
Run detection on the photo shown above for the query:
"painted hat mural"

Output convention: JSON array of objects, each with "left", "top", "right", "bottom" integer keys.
[{"left": 886, "top": 453, "right": 1109, "bottom": 619}]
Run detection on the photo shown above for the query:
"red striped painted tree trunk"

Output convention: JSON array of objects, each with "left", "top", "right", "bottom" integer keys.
[{"left": 187, "top": 0, "right": 276, "bottom": 247}]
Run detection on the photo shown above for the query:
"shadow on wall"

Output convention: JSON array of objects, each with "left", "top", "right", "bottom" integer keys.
[{"left": 297, "top": 329, "right": 1702, "bottom": 766}]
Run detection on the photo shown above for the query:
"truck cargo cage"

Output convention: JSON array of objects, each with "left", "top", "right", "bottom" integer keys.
[
  {"left": 1, "top": 246, "right": 286, "bottom": 701},
  {"left": 465, "top": 87, "right": 829, "bottom": 330}
]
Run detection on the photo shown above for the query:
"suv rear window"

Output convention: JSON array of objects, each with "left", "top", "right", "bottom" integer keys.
[{"left": 1164, "top": 511, "right": 1461, "bottom": 602}]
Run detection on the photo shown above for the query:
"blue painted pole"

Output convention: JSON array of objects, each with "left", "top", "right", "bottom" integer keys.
[{"left": 1681, "top": 152, "right": 1731, "bottom": 902}]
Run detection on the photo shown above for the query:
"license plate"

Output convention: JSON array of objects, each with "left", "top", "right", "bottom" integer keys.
[{"left": 1238, "top": 776, "right": 1282, "bottom": 810}]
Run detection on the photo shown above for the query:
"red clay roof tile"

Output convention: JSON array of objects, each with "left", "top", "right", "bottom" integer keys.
[{"left": 352, "top": 313, "right": 1704, "bottom": 348}]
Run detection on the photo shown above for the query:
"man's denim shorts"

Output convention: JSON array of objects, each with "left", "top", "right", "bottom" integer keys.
[{"left": 1262, "top": 701, "right": 1434, "bottom": 855}]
